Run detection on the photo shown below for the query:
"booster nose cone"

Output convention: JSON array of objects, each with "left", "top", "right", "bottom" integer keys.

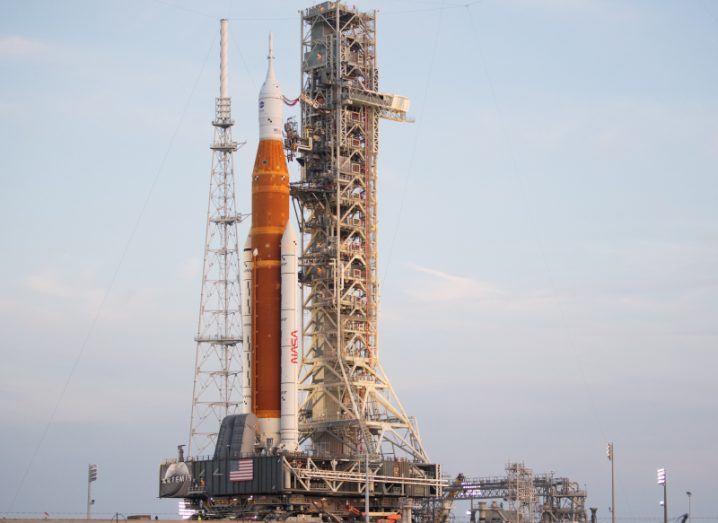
[{"left": 258, "top": 33, "right": 283, "bottom": 140}]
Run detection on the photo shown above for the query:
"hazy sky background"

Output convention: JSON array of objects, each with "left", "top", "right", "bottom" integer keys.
[{"left": 1, "top": 0, "right": 717, "bottom": 520}]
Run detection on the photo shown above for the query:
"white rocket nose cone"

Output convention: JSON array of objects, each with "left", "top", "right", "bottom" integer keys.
[{"left": 259, "top": 32, "right": 283, "bottom": 140}]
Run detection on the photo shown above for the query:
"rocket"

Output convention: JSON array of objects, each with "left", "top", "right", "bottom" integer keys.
[{"left": 240, "top": 34, "right": 299, "bottom": 451}]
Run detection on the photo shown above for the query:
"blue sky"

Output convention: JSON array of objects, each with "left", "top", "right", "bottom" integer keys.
[{"left": 1, "top": 0, "right": 717, "bottom": 520}]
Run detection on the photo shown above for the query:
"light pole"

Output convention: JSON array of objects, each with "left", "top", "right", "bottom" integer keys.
[
  {"left": 657, "top": 468, "right": 667, "bottom": 523},
  {"left": 87, "top": 464, "right": 97, "bottom": 519},
  {"left": 686, "top": 491, "right": 692, "bottom": 523},
  {"left": 607, "top": 443, "right": 616, "bottom": 523}
]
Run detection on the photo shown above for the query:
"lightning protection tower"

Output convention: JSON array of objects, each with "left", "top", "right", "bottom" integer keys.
[
  {"left": 188, "top": 19, "right": 245, "bottom": 456},
  {"left": 292, "top": 2, "right": 427, "bottom": 462}
]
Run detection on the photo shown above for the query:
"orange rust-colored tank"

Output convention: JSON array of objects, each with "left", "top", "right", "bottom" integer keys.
[{"left": 250, "top": 138, "right": 289, "bottom": 426}]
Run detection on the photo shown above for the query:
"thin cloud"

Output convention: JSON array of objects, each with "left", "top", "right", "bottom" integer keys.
[
  {"left": 0, "top": 35, "right": 55, "bottom": 59},
  {"left": 177, "top": 256, "right": 202, "bottom": 281},
  {"left": 405, "top": 263, "right": 508, "bottom": 303},
  {"left": 25, "top": 271, "right": 97, "bottom": 299},
  {"left": 23, "top": 270, "right": 106, "bottom": 319}
]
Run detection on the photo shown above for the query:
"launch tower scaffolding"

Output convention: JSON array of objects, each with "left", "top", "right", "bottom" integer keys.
[{"left": 292, "top": 2, "right": 426, "bottom": 462}]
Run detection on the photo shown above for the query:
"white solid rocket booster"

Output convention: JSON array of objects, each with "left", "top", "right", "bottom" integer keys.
[
  {"left": 239, "top": 238, "right": 254, "bottom": 415},
  {"left": 280, "top": 225, "right": 299, "bottom": 450}
]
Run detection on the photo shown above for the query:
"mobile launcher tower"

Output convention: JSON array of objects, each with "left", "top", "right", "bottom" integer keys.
[{"left": 159, "top": 3, "right": 443, "bottom": 521}]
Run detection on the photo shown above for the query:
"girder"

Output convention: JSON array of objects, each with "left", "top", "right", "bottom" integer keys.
[
  {"left": 188, "top": 94, "right": 246, "bottom": 456},
  {"left": 292, "top": 2, "right": 427, "bottom": 463}
]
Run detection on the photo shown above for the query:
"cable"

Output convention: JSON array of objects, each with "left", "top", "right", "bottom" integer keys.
[
  {"left": 462, "top": 4, "right": 642, "bottom": 518},
  {"left": 151, "top": 0, "right": 214, "bottom": 18},
  {"left": 229, "top": 30, "right": 258, "bottom": 92},
  {"left": 381, "top": 0, "right": 447, "bottom": 286},
  {"left": 5, "top": 32, "right": 217, "bottom": 514},
  {"left": 463, "top": 0, "right": 607, "bottom": 437},
  {"left": 150, "top": 0, "right": 295, "bottom": 20},
  {"left": 151, "top": 0, "right": 484, "bottom": 21},
  {"left": 383, "top": 0, "right": 483, "bottom": 15}
]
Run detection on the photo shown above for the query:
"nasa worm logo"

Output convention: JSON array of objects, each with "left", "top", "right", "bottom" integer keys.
[{"left": 290, "top": 330, "right": 298, "bottom": 364}]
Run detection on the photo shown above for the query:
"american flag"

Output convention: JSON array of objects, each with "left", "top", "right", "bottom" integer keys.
[{"left": 229, "top": 459, "right": 254, "bottom": 482}]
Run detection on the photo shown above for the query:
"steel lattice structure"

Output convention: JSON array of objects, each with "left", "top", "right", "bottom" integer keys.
[
  {"left": 291, "top": 1, "right": 426, "bottom": 462},
  {"left": 188, "top": 25, "right": 245, "bottom": 456},
  {"left": 507, "top": 462, "right": 537, "bottom": 523},
  {"left": 454, "top": 464, "right": 588, "bottom": 523}
]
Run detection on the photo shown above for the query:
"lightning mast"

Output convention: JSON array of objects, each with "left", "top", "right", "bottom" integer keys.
[
  {"left": 188, "top": 19, "right": 245, "bottom": 456},
  {"left": 292, "top": 2, "right": 426, "bottom": 461}
]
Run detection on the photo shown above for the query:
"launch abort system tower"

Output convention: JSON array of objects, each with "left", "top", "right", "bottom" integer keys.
[{"left": 292, "top": 1, "right": 425, "bottom": 462}]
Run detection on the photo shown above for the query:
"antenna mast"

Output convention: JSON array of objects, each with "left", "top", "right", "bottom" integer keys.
[{"left": 188, "top": 19, "right": 245, "bottom": 456}]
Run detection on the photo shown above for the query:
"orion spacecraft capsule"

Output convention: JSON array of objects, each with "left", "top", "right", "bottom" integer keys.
[{"left": 240, "top": 34, "right": 299, "bottom": 451}]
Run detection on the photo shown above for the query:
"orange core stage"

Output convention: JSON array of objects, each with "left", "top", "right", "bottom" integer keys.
[{"left": 250, "top": 138, "right": 289, "bottom": 421}]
